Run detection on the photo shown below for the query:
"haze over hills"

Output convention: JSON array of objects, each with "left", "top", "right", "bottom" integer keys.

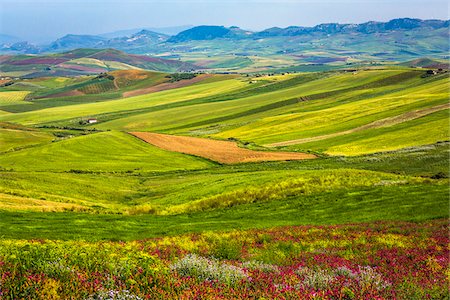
[
  {"left": 0, "top": 18, "right": 448, "bottom": 75},
  {"left": 99, "top": 25, "right": 194, "bottom": 39}
]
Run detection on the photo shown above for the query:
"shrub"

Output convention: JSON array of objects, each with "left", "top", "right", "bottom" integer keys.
[
  {"left": 241, "top": 260, "right": 279, "bottom": 272},
  {"left": 357, "top": 266, "right": 391, "bottom": 291},
  {"left": 334, "top": 266, "right": 356, "bottom": 278},
  {"left": 431, "top": 172, "right": 448, "bottom": 179},
  {"left": 296, "top": 267, "right": 335, "bottom": 290},
  {"left": 167, "top": 73, "right": 196, "bottom": 82}
]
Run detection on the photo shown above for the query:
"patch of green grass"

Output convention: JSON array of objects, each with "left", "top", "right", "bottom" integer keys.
[
  {"left": 0, "top": 67, "right": 448, "bottom": 242},
  {"left": 0, "top": 128, "right": 53, "bottom": 153},
  {"left": 0, "top": 141, "right": 447, "bottom": 213},
  {"left": 0, "top": 78, "right": 246, "bottom": 126},
  {"left": 0, "top": 131, "right": 213, "bottom": 172},
  {"left": 213, "top": 73, "right": 448, "bottom": 146},
  {"left": 207, "top": 57, "right": 253, "bottom": 69},
  {"left": 0, "top": 183, "right": 446, "bottom": 241}
]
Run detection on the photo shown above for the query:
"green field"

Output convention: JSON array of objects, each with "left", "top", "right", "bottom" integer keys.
[
  {"left": 1, "top": 68, "right": 448, "bottom": 225},
  {"left": 0, "top": 59, "right": 449, "bottom": 299},
  {"left": 0, "top": 141, "right": 448, "bottom": 239}
]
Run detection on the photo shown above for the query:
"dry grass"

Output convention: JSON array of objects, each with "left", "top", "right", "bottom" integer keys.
[{"left": 130, "top": 132, "right": 316, "bottom": 164}]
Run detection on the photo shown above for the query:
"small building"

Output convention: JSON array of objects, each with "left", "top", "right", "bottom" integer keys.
[{"left": 87, "top": 118, "right": 98, "bottom": 124}]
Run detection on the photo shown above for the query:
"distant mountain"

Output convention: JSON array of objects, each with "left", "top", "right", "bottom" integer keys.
[
  {"left": 47, "top": 34, "right": 107, "bottom": 51},
  {"left": 146, "top": 25, "right": 194, "bottom": 36},
  {"left": 99, "top": 25, "right": 193, "bottom": 39},
  {"left": 1, "top": 18, "right": 448, "bottom": 66},
  {"left": 104, "top": 30, "right": 169, "bottom": 48},
  {"left": 168, "top": 26, "right": 229, "bottom": 42},
  {"left": 41, "top": 31, "right": 169, "bottom": 53},
  {"left": 167, "top": 26, "right": 252, "bottom": 42},
  {"left": 256, "top": 18, "right": 449, "bottom": 37},
  {"left": 99, "top": 29, "right": 144, "bottom": 39},
  {"left": 1, "top": 41, "right": 41, "bottom": 54},
  {"left": 0, "top": 34, "right": 21, "bottom": 44}
]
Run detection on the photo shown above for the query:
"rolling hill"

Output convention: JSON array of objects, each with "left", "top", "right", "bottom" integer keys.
[
  {"left": 0, "top": 59, "right": 448, "bottom": 299},
  {"left": 1, "top": 18, "right": 448, "bottom": 73},
  {"left": 167, "top": 25, "right": 251, "bottom": 42},
  {"left": 47, "top": 34, "right": 107, "bottom": 51},
  {"left": 0, "top": 48, "right": 199, "bottom": 78}
]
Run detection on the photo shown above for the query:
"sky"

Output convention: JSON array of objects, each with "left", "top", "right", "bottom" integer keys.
[{"left": 1, "top": 0, "right": 448, "bottom": 43}]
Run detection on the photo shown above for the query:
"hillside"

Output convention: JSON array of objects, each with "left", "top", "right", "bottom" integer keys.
[
  {"left": 167, "top": 25, "right": 251, "bottom": 42},
  {"left": 1, "top": 18, "right": 448, "bottom": 73},
  {"left": 47, "top": 34, "right": 107, "bottom": 51},
  {"left": 1, "top": 67, "right": 448, "bottom": 154},
  {"left": 0, "top": 48, "right": 199, "bottom": 78},
  {"left": 0, "top": 70, "right": 221, "bottom": 113},
  {"left": 255, "top": 18, "right": 449, "bottom": 37},
  {"left": 0, "top": 63, "right": 449, "bottom": 299}
]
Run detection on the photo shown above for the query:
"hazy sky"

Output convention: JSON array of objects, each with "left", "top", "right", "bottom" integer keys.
[{"left": 1, "top": 0, "right": 448, "bottom": 42}]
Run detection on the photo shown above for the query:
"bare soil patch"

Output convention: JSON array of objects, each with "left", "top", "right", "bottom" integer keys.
[
  {"left": 122, "top": 74, "right": 213, "bottom": 98},
  {"left": 130, "top": 132, "right": 316, "bottom": 164}
]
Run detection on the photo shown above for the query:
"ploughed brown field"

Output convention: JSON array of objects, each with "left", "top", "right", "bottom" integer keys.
[{"left": 130, "top": 132, "right": 316, "bottom": 164}]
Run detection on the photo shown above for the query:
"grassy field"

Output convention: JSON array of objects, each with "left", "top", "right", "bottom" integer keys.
[
  {"left": 0, "top": 66, "right": 448, "bottom": 227},
  {"left": 0, "top": 140, "right": 448, "bottom": 238},
  {"left": 0, "top": 65, "right": 448, "bottom": 299},
  {"left": 0, "top": 131, "right": 212, "bottom": 172},
  {"left": 0, "top": 127, "right": 53, "bottom": 153}
]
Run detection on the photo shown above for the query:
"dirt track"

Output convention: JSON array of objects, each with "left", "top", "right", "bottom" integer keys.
[
  {"left": 130, "top": 132, "right": 316, "bottom": 164},
  {"left": 122, "top": 74, "right": 213, "bottom": 98},
  {"left": 266, "top": 103, "right": 450, "bottom": 147}
]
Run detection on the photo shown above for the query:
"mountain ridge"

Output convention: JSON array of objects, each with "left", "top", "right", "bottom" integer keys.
[{"left": 1, "top": 18, "right": 448, "bottom": 54}]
